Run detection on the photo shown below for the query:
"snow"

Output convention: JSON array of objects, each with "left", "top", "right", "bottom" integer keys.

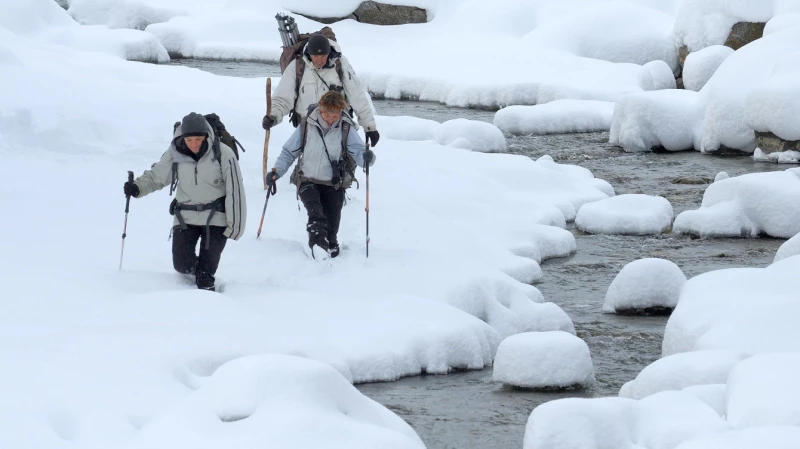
[
  {"left": 493, "top": 100, "right": 615, "bottom": 135},
  {"left": 376, "top": 115, "right": 439, "bottom": 141},
  {"left": 745, "top": 55, "right": 800, "bottom": 141},
  {"left": 602, "top": 258, "right": 686, "bottom": 314},
  {"left": 726, "top": 353, "right": 800, "bottom": 428},
  {"left": 492, "top": 331, "right": 595, "bottom": 389},
  {"left": 753, "top": 148, "right": 800, "bottom": 164},
  {"left": 713, "top": 171, "right": 729, "bottom": 182},
  {"left": 674, "top": 427, "right": 800, "bottom": 449},
  {"left": 673, "top": 0, "right": 773, "bottom": 52},
  {"left": 523, "top": 391, "right": 728, "bottom": 449},
  {"left": 618, "top": 350, "right": 749, "bottom": 400},
  {"left": 673, "top": 170, "right": 800, "bottom": 238},
  {"left": 576, "top": 194, "right": 674, "bottom": 235},
  {"left": 774, "top": 234, "right": 800, "bottom": 262},
  {"left": 682, "top": 45, "right": 733, "bottom": 92},
  {"left": 433, "top": 118, "right": 507, "bottom": 152},
  {"left": 663, "top": 255, "right": 800, "bottom": 356},
  {"left": 609, "top": 89, "right": 703, "bottom": 152},
  {"left": 639, "top": 60, "right": 677, "bottom": 90},
  {"left": 681, "top": 384, "right": 727, "bottom": 417}
]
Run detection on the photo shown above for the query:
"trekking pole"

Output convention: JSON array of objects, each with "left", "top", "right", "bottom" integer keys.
[
  {"left": 365, "top": 141, "right": 371, "bottom": 258},
  {"left": 257, "top": 169, "right": 278, "bottom": 239},
  {"left": 263, "top": 78, "right": 272, "bottom": 190},
  {"left": 119, "top": 171, "right": 134, "bottom": 270}
]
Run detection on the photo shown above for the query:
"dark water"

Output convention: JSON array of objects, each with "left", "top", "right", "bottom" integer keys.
[{"left": 171, "top": 59, "right": 788, "bottom": 449}]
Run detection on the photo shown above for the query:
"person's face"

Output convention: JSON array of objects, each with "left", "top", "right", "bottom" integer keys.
[
  {"left": 319, "top": 107, "right": 342, "bottom": 126},
  {"left": 311, "top": 54, "right": 328, "bottom": 69},
  {"left": 183, "top": 135, "right": 206, "bottom": 153}
]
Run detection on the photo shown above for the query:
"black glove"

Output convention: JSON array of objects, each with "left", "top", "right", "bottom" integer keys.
[
  {"left": 265, "top": 170, "right": 279, "bottom": 187},
  {"left": 363, "top": 149, "right": 375, "bottom": 165},
  {"left": 365, "top": 130, "right": 380, "bottom": 147},
  {"left": 123, "top": 181, "right": 139, "bottom": 198},
  {"left": 262, "top": 115, "right": 277, "bottom": 130}
]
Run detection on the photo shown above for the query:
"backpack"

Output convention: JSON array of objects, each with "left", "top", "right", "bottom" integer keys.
[
  {"left": 279, "top": 27, "right": 346, "bottom": 127},
  {"left": 172, "top": 113, "right": 246, "bottom": 160},
  {"left": 289, "top": 105, "right": 359, "bottom": 191}
]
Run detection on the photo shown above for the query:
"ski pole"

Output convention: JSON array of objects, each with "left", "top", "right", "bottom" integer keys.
[
  {"left": 119, "top": 171, "right": 134, "bottom": 270},
  {"left": 257, "top": 169, "right": 278, "bottom": 239},
  {"left": 365, "top": 141, "right": 370, "bottom": 258}
]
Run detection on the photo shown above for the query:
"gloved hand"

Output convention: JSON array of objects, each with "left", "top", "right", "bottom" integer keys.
[
  {"left": 123, "top": 181, "right": 139, "bottom": 198},
  {"left": 365, "top": 130, "right": 380, "bottom": 147},
  {"left": 363, "top": 149, "right": 375, "bottom": 165},
  {"left": 262, "top": 115, "right": 277, "bottom": 130},
  {"left": 265, "top": 170, "right": 279, "bottom": 187}
]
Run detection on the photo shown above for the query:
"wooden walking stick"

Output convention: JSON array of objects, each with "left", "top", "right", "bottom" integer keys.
[{"left": 263, "top": 78, "right": 272, "bottom": 190}]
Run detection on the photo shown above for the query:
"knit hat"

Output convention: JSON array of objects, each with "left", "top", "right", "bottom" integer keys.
[
  {"left": 179, "top": 112, "right": 208, "bottom": 137},
  {"left": 306, "top": 34, "right": 331, "bottom": 56}
]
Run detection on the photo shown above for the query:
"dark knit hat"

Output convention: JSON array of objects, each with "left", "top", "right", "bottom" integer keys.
[
  {"left": 179, "top": 112, "right": 208, "bottom": 137},
  {"left": 306, "top": 34, "right": 331, "bottom": 56}
]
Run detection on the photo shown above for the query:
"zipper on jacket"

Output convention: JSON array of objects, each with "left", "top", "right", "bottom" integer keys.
[{"left": 194, "top": 163, "right": 198, "bottom": 185}]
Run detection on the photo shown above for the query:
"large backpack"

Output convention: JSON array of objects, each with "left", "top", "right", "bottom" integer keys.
[
  {"left": 279, "top": 27, "right": 346, "bottom": 127},
  {"left": 172, "top": 113, "right": 246, "bottom": 161},
  {"left": 289, "top": 105, "right": 359, "bottom": 191}
]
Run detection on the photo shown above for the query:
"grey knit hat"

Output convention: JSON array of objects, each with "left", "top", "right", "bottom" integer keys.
[
  {"left": 179, "top": 112, "right": 208, "bottom": 137},
  {"left": 306, "top": 34, "right": 331, "bottom": 56}
]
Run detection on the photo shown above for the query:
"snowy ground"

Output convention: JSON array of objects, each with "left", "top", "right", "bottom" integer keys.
[{"left": 4, "top": 0, "right": 800, "bottom": 448}]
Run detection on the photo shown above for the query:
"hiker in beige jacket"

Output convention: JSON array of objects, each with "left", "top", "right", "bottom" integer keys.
[{"left": 123, "top": 113, "right": 246, "bottom": 291}]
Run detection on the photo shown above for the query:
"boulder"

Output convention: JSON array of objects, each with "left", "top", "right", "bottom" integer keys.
[
  {"left": 724, "top": 22, "right": 766, "bottom": 50},
  {"left": 297, "top": 1, "right": 428, "bottom": 26},
  {"left": 756, "top": 131, "right": 800, "bottom": 154}
]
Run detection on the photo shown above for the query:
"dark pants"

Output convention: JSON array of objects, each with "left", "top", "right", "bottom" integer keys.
[
  {"left": 298, "top": 182, "right": 345, "bottom": 245},
  {"left": 172, "top": 224, "right": 227, "bottom": 289}
]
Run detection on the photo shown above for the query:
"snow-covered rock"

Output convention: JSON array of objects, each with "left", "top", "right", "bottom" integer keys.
[
  {"left": 726, "top": 353, "right": 800, "bottom": 428},
  {"left": 377, "top": 115, "right": 439, "bottom": 141},
  {"left": 673, "top": 170, "right": 800, "bottom": 238},
  {"left": 639, "top": 60, "right": 677, "bottom": 91},
  {"left": 682, "top": 45, "right": 733, "bottom": 92},
  {"left": 576, "top": 194, "right": 674, "bottom": 235},
  {"left": 434, "top": 118, "right": 507, "bottom": 152},
  {"left": 494, "top": 100, "right": 614, "bottom": 135},
  {"left": 609, "top": 90, "right": 703, "bottom": 152},
  {"left": 674, "top": 427, "right": 800, "bottom": 449},
  {"left": 492, "top": 331, "right": 594, "bottom": 389},
  {"left": 681, "top": 384, "right": 727, "bottom": 417},
  {"left": 745, "top": 56, "right": 800, "bottom": 142},
  {"left": 603, "top": 258, "right": 686, "bottom": 315},
  {"left": 774, "top": 233, "right": 800, "bottom": 263},
  {"left": 713, "top": 171, "right": 729, "bottom": 182},
  {"left": 619, "top": 350, "right": 749, "bottom": 399}
]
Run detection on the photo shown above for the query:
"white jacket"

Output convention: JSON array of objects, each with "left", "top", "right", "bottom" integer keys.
[{"left": 271, "top": 40, "right": 377, "bottom": 132}]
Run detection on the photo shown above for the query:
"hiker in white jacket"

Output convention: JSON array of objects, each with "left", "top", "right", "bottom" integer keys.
[
  {"left": 262, "top": 33, "right": 380, "bottom": 147},
  {"left": 123, "top": 113, "right": 246, "bottom": 291}
]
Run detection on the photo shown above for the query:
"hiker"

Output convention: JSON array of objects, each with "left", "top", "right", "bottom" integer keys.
[
  {"left": 265, "top": 91, "right": 375, "bottom": 257},
  {"left": 123, "top": 113, "right": 247, "bottom": 291},
  {"left": 262, "top": 32, "right": 381, "bottom": 147}
]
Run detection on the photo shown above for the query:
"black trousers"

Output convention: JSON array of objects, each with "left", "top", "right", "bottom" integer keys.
[
  {"left": 298, "top": 182, "right": 345, "bottom": 245},
  {"left": 172, "top": 224, "right": 227, "bottom": 288}
]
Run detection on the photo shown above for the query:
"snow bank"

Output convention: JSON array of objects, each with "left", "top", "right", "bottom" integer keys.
[
  {"left": 1, "top": 0, "right": 168, "bottom": 62},
  {"left": 68, "top": 0, "right": 189, "bottom": 30},
  {"left": 619, "top": 349, "right": 749, "bottom": 400},
  {"left": 673, "top": 170, "right": 800, "bottom": 238},
  {"left": 774, "top": 233, "right": 800, "bottom": 262},
  {"left": 745, "top": 56, "right": 800, "bottom": 141},
  {"left": 524, "top": 391, "right": 728, "bottom": 449},
  {"left": 494, "top": 100, "right": 614, "bottom": 135},
  {"left": 127, "top": 354, "right": 425, "bottom": 448},
  {"left": 433, "top": 118, "right": 507, "bottom": 152},
  {"left": 609, "top": 89, "right": 703, "bottom": 152},
  {"left": 726, "top": 353, "right": 800, "bottom": 428},
  {"left": 576, "top": 194, "right": 674, "bottom": 235},
  {"left": 674, "top": 427, "right": 800, "bottom": 449},
  {"left": 603, "top": 258, "right": 686, "bottom": 314},
  {"left": 376, "top": 115, "right": 439, "bottom": 141},
  {"left": 492, "top": 331, "right": 595, "bottom": 389},
  {"left": 663, "top": 256, "right": 800, "bottom": 356},
  {"left": 682, "top": 45, "right": 733, "bottom": 92}
]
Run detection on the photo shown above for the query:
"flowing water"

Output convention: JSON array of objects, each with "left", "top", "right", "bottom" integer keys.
[{"left": 170, "top": 59, "right": 788, "bottom": 449}]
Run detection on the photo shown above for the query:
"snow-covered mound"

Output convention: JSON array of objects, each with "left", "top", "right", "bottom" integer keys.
[
  {"left": 682, "top": 45, "right": 733, "bottom": 92},
  {"left": 745, "top": 55, "right": 800, "bottom": 142},
  {"left": 494, "top": 100, "right": 614, "bottom": 135},
  {"left": 673, "top": 427, "right": 800, "bottom": 449},
  {"left": 726, "top": 352, "right": 800, "bottom": 428},
  {"left": 434, "top": 118, "right": 507, "bottom": 152},
  {"left": 639, "top": 60, "right": 677, "bottom": 90},
  {"left": 492, "top": 331, "right": 595, "bottom": 389},
  {"left": 377, "top": 115, "right": 439, "bottom": 141},
  {"left": 673, "top": 170, "right": 800, "bottom": 238},
  {"left": 619, "top": 349, "right": 749, "bottom": 399},
  {"left": 576, "top": 194, "right": 674, "bottom": 235},
  {"left": 774, "top": 233, "right": 800, "bottom": 263},
  {"left": 603, "top": 258, "right": 686, "bottom": 314}
]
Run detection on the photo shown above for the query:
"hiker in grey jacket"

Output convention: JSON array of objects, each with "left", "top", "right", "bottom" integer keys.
[
  {"left": 262, "top": 33, "right": 380, "bottom": 147},
  {"left": 123, "top": 113, "right": 247, "bottom": 291},
  {"left": 266, "top": 91, "right": 375, "bottom": 257}
]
